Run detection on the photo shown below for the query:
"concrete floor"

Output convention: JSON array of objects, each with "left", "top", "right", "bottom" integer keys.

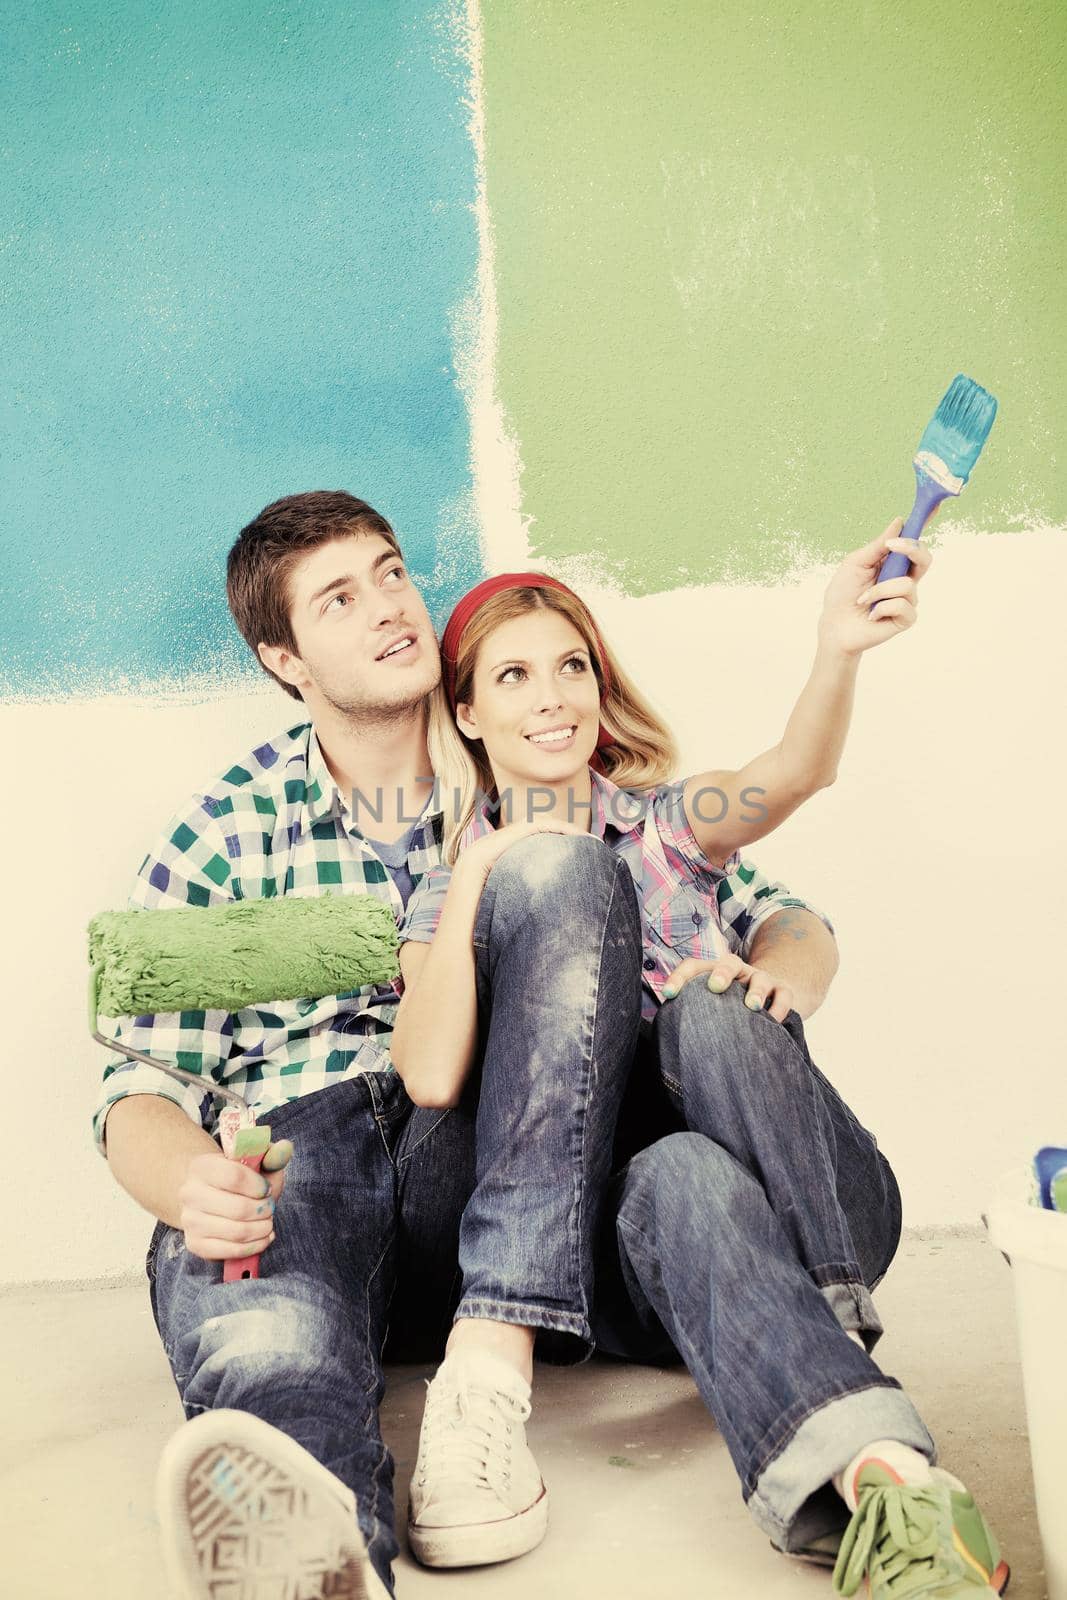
[{"left": 1, "top": 1230, "right": 1048, "bottom": 1600}]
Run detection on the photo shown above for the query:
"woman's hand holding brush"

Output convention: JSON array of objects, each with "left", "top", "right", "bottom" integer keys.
[
  {"left": 176, "top": 1138, "right": 293, "bottom": 1264},
  {"left": 817, "top": 515, "right": 935, "bottom": 659}
]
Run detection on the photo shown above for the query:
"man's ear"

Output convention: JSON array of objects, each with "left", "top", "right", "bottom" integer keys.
[
  {"left": 258, "top": 640, "right": 309, "bottom": 695},
  {"left": 455, "top": 700, "right": 480, "bottom": 742}
]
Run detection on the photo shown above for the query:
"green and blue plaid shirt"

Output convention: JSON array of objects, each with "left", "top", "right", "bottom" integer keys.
[
  {"left": 92, "top": 720, "right": 441, "bottom": 1153},
  {"left": 93, "top": 720, "right": 833, "bottom": 1153}
]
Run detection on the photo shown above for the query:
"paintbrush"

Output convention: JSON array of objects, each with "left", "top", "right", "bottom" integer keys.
[{"left": 872, "top": 373, "right": 998, "bottom": 603}]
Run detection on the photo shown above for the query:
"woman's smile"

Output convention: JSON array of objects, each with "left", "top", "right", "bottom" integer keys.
[{"left": 523, "top": 723, "right": 579, "bottom": 751}]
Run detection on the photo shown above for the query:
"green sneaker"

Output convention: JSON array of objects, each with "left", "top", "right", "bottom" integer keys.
[{"left": 832, "top": 1460, "right": 1010, "bottom": 1598}]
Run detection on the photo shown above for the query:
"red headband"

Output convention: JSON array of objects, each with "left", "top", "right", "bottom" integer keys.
[{"left": 440, "top": 572, "right": 616, "bottom": 764}]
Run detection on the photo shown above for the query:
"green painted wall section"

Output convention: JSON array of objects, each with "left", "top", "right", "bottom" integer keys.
[{"left": 482, "top": 1, "right": 1065, "bottom": 590}]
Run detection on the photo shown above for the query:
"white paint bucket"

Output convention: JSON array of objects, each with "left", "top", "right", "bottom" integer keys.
[{"left": 985, "top": 1186, "right": 1067, "bottom": 1600}]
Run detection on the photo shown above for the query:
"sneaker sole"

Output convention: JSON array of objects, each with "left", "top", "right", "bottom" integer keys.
[
  {"left": 788, "top": 1543, "right": 1011, "bottom": 1595},
  {"left": 408, "top": 1485, "right": 549, "bottom": 1568},
  {"left": 157, "top": 1409, "right": 377, "bottom": 1600}
]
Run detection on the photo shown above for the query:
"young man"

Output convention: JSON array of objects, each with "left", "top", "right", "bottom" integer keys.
[{"left": 95, "top": 490, "right": 852, "bottom": 1598}]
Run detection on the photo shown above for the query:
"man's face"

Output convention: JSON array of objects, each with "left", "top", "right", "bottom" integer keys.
[{"left": 268, "top": 534, "right": 441, "bottom": 717}]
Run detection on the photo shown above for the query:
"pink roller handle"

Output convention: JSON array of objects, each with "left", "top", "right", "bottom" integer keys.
[{"left": 223, "top": 1146, "right": 267, "bottom": 1283}]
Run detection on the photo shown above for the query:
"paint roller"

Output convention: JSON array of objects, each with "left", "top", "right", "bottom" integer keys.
[{"left": 88, "top": 894, "right": 400, "bottom": 1280}]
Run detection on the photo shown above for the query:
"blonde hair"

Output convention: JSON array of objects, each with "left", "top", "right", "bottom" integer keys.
[{"left": 428, "top": 583, "right": 678, "bottom": 865}]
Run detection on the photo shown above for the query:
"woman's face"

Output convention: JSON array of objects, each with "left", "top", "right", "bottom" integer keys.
[{"left": 456, "top": 608, "right": 602, "bottom": 791}]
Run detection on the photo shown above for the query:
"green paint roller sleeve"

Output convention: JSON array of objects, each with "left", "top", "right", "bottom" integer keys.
[{"left": 88, "top": 893, "right": 400, "bottom": 1017}]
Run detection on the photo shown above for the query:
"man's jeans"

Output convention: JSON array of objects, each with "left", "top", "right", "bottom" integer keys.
[
  {"left": 595, "top": 980, "right": 935, "bottom": 1555},
  {"left": 147, "top": 834, "right": 642, "bottom": 1590}
]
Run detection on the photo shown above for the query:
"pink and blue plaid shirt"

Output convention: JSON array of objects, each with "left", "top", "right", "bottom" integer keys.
[{"left": 399, "top": 770, "right": 835, "bottom": 1023}]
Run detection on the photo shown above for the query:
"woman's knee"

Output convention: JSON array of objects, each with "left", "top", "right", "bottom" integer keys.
[
  {"left": 488, "top": 830, "right": 618, "bottom": 897},
  {"left": 483, "top": 834, "right": 636, "bottom": 952}
]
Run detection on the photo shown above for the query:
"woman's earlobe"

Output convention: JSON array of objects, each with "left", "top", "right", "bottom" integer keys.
[{"left": 456, "top": 702, "right": 479, "bottom": 739}]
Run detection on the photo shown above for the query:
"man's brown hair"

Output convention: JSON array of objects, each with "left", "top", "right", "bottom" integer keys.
[{"left": 226, "top": 490, "right": 402, "bottom": 701}]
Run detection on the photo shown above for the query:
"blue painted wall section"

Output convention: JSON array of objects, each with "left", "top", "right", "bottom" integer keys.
[{"left": 2, "top": 1, "right": 481, "bottom": 699}]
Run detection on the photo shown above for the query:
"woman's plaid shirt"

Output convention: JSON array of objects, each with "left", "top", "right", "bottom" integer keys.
[{"left": 400, "top": 769, "right": 834, "bottom": 1024}]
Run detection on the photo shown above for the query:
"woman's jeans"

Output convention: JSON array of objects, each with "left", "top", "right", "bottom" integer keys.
[
  {"left": 594, "top": 979, "right": 935, "bottom": 1555},
  {"left": 147, "top": 835, "right": 643, "bottom": 1591}
]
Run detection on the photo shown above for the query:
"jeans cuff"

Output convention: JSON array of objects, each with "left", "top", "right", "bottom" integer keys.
[
  {"left": 747, "top": 1383, "right": 936, "bottom": 1550},
  {"left": 821, "top": 1281, "right": 884, "bottom": 1351},
  {"left": 453, "top": 1297, "right": 593, "bottom": 1358}
]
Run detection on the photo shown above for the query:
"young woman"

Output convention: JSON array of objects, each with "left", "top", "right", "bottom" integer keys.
[
  {"left": 391, "top": 519, "right": 1009, "bottom": 1598},
  {"left": 397, "top": 515, "right": 928, "bottom": 1073}
]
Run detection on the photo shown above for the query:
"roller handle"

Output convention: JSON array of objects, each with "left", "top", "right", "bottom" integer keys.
[
  {"left": 219, "top": 1120, "right": 271, "bottom": 1280},
  {"left": 223, "top": 1145, "right": 267, "bottom": 1283},
  {"left": 871, "top": 465, "right": 954, "bottom": 597}
]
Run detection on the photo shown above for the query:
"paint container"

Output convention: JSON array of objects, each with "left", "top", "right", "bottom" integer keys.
[
  {"left": 985, "top": 1171, "right": 1067, "bottom": 1600},
  {"left": 1032, "top": 1147, "right": 1067, "bottom": 1213}
]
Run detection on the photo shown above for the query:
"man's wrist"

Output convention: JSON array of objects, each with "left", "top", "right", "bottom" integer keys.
[
  {"left": 743, "top": 952, "right": 811, "bottom": 1016},
  {"left": 746, "top": 913, "right": 838, "bottom": 1021}
]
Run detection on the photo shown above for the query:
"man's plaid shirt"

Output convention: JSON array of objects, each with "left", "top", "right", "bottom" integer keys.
[
  {"left": 94, "top": 727, "right": 834, "bottom": 1151},
  {"left": 92, "top": 720, "right": 440, "bottom": 1153}
]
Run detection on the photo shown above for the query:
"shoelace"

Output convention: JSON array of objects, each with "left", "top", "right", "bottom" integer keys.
[
  {"left": 416, "top": 1374, "right": 531, "bottom": 1501},
  {"left": 833, "top": 1482, "right": 963, "bottom": 1598}
]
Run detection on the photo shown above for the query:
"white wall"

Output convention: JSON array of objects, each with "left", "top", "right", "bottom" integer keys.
[{"left": 4, "top": 521, "right": 1063, "bottom": 1284}]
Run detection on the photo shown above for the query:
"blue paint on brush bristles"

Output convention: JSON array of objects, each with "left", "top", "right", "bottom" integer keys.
[{"left": 873, "top": 373, "right": 999, "bottom": 595}]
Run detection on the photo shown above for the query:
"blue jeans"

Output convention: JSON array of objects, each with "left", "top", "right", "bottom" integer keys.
[
  {"left": 594, "top": 980, "right": 935, "bottom": 1555},
  {"left": 147, "top": 834, "right": 642, "bottom": 1592}
]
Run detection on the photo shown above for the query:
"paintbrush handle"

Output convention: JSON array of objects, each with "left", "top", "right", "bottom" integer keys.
[
  {"left": 871, "top": 464, "right": 953, "bottom": 597},
  {"left": 223, "top": 1150, "right": 267, "bottom": 1283}
]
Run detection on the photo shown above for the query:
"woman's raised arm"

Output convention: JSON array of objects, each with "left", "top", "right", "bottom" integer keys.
[{"left": 683, "top": 519, "right": 932, "bottom": 867}]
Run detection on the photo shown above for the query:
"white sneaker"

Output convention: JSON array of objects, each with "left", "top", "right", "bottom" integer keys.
[
  {"left": 156, "top": 1409, "right": 390, "bottom": 1599},
  {"left": 407, "top": 1350, "right": 549, "bottom": 1568}
]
